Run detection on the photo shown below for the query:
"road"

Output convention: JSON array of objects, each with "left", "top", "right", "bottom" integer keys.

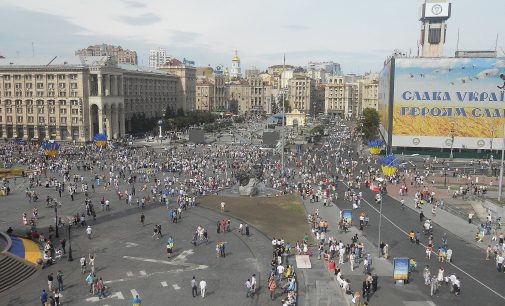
[{"left": 331, "top": 127, "right": 505, "bottom": 306}]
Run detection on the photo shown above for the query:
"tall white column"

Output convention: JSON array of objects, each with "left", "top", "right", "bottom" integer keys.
[
  {"left": 112, "top": 105, "right": 119, "bottom": 139},
  {"left": 119, "top": 106, "right": 125, "bottom": 137},
  {"left": 105, "top": 105, "right": 112, "bottom": 137},
  {"left": 98, "top": 106, "right": 104, "bottom": 134},
  {"left": 97, "top": 75, "right": 103, "bottom": 96},
  {"left": 105, "top": 75, "right": 111, "bottom": 96}
]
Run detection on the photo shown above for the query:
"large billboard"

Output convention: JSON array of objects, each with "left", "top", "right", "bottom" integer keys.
[
  {"left": 391, "top": 57, "right": 505, "bottom": 149},
  {"left": 378, "top": 58, "right": 394, "bottom": 148}
]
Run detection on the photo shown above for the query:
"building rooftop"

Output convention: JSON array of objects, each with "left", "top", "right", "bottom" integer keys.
[{"left": 0, "top": 56, "right": 112, "bottom": 68}]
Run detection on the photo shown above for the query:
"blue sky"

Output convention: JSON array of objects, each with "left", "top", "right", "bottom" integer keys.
[{"left": 0, "top": 0, "right": 503, "bottom": 74}]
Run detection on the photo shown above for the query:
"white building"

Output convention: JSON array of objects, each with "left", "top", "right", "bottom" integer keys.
[{"left": 149, "top": 48, "right": 170, "bottom": 69}]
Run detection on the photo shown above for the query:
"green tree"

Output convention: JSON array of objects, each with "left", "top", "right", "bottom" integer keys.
[{"left": 357, "top": 108, "right": 380, "bottom": 141}]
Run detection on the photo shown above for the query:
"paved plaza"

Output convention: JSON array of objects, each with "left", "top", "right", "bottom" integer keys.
[{"left": 1, "top": 118, "right": 505, "bottom": 306}]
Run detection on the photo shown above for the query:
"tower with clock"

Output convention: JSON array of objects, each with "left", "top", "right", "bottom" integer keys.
[{"left": 419, "top": 0, "right": 452, "bottom": 57}]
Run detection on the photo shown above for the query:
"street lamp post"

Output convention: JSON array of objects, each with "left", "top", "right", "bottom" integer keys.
[
  {"left": 449, "top": 122, "right": 455, "bottom": 160},
  {"left": 497, "top": 123, "right": 505, "bottom": 201},
  {"left": 54, "top": 204, "right": 59, "bottom": 238},
  {"left": 442, "top": 168, "right": 447, "bottom": 188},
  {"left": 67, "top": 224, "right": 73, "bottom": 261},
  {"left": 377, "top": 198, "right": 383, "bottom": 255}
]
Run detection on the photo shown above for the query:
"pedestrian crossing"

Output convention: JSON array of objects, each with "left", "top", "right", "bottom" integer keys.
[{"left": 85, "top": 281, "right": 182, "bottom": 303}]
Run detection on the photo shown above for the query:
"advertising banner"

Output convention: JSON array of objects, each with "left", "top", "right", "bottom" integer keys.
[
  {"left": 393, "top": 257, "right": 409, "bottom": 280},
  {"left": 391, "top": 58, "right": 505, "bottom": 149},
  {"left": 342, "top": 209, "right": 352, "bottom": 223}
]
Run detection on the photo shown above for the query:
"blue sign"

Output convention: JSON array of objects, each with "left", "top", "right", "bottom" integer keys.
[
  {"left": 393, "top": 257, "right": 409, "bottom": 280},
  {"left": 342, "top": 209, "right": 352, "bottom": 223}
]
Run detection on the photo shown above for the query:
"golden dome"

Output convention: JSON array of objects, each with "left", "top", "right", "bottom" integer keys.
[{"left": 232, "top": 50, "right": 240, "bottom": 62}]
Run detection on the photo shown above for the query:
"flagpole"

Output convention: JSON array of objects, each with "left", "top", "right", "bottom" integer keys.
[{"left": 281, "top": 54, "right": 285, "bottom": 176}]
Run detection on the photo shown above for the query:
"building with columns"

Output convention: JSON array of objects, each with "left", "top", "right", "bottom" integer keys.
[{"left": 0, "top": 56, "right": 178, "bottom": 142}]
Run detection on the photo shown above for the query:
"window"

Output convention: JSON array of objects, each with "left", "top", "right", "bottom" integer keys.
[
  {"left": 36, "top": 74, "right": 44, "bottom": 80},
  {"left": 4, "top": 91, "right": 11, "bottom": 97},
  {"left": 14, "top": 75, "right": 21, "bottom": 80},
  {"left": 70, "top": 92, "right": 78, "bottom": 97},
  {"left": 15, "top": 83, "right": 22, "bottom": 89},
  {"left": 71, "top": 109, "right": 78, "bottom": 115},
  {"left": 26, "top": 83, "right": 32, "bottom": 89},
  {"left": 69, "top": 74, "right": 78, "bottom": 80},
  {"left": 38, "top": 108, "right": 44, "bottom": 114},
  {"left": 72, "top": 117, "right": 78, "bottom": 124},
  {"left": 60, "top": 109, "right": 67, "bottom": 114},
  {"left": 4, "top": 84, "right": 11, "bottom": 89},
  {"left": 49, "top": 117, "right": 56, "bottom": 123},
  {"left": 58, "top": 74, "right": 65, "bottom": 80},
  {"left": 3, "top": 75, "right": 11, "bottom": 81},
  {"left": 59, "top": 100, "right": 66, "bottom": 106},
  {"left": 428, "top": 28, "right": 441, "bottom": 44},
  {"left": 36, "top": 91, "right": 44, "bottom": 97},
  {"left": 36, "top": 100, "right": 44, "bottom": 106},
  {"left": 28, "top": 116, "right": 34, "bottom": 123},
  {"left": 37, "top": 83, "right": 44, "bottom": 89},
  {"left": 58, "top": 92, "right": 66, "bottom": 97},
  {"left": 25, "top": 75, "right": 32, "bottom": 80},
  {"left": 38, "top": 117, "right": 45, "bottom": 123},
  {"left": 6, "top": 116, "right": 12, "bottom": 122},
  {"left": 70, "top": 83, "right": 77, "bottom": 89},
  {"left": 47, "top": 92, "right": 55, "bottom": 97},
  {"left": 17, "top": 116, "right": 23, "bottom": 123},
  {"left": 59, "top": 83, "right": 66, "bottom": 89},
  {"left": 27, "top": 107, "right": 33, "bottom": 114},
  {"left": 16, "top": 108, "right": 22, "bottom": 113},
  {"left": 71, "top": 100, "right": 79, "bottom": 106},
  {"left": 60, "top": 117, "right": 67, "bottom": 124},
  {"left": 49, "top": 108, "right": 55, "bottom": 114},
  {"left": 47, "top": 75, "right": 54, "bottom": 80}
]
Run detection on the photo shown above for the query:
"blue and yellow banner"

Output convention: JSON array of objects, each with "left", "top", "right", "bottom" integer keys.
[
  {"left": 94, "top": 133, "right": 108, "bottom": 148},
  {"left": 393, "top": 257, "right": 409, "bottom": 280}
]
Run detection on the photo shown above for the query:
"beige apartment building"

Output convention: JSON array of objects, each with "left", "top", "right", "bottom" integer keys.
[
  {"left": 159, "top": 59, "right": 196, "bottom": 113},
  {"left": 287, "top": 76, "right": 315, "bottom": 114},
  {"left": 0, "top": 56, "right": 178, "bottom": 142},
  {"left": 75, "top": 44, "right": 138, "bottom": 65},
  {"left": 325, "top": 75, "right": 362, "bottom": 118},
  {"left": 359, "top": 73, "right": 379, "bottom": 112},
  {"left": 195, "top": 77, "right": 214, "bottom": 111}
]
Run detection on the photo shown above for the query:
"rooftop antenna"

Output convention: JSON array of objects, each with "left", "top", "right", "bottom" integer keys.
[
  {"left": 46, "top": 56, "right": 57, "bottom": 66},
  {"left": 495, "top": 34, "right": 499, "bottom": 53},
  {"left": 456, "top": 28, "right": 460, "bottom": 52},
  {"left": 32, "top": 42, "right": 35, "bottom": 57}
]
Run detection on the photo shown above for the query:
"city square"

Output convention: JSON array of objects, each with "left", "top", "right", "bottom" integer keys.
[{"left": 1, "top": 0, "right": 505, "bottom": 306}]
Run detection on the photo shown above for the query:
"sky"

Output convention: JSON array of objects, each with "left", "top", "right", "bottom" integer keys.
[{"left": 0, "top": 0, "right": 503, "bottom": 74}]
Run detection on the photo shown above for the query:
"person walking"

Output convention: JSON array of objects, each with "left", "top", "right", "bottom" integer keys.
[
  {"left": 47, "top": 272, "right": 54, "bottom": 292},
  {"left": 56, "top": 270, "right": 64, "bottom": 292},
  {"left": 80, "top": 256, "right": 87, "bottom": 274},
  {"left": 220, "top": 201, "right": 225, "bottom": 213},
  {"left": 199, "top": 279, "right": 207, "bottom": 298},
  {"left": 251, "top": 274, "right": 257, "bottom": 296},
  {"left": 86, "top": 225, "right": 92, "bottom": 239},
  {"left": 268, "top": 277, "right": 277, "bottom": 300},
  {"left": 132, "top": 294, "right": 142, "bottom": 306},
  {"left": 191, "top": 276, "right": 198, "bottom": 297},
  {"left": 60, "top": 238, "right": 66, "bottom": 254},
  {"left": 140, "top": 213, "right": 145, "bottom": 226},
  {"left": 40, "top": 290, "right": 48, "bottom": 306},
  {"left": 245, "top": 279, "right": 252, "bottom": 298}
]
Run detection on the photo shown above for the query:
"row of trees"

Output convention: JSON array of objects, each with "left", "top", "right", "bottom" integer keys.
[{"left": 356, "top": 108, "right": 380, "bottom": 141}]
